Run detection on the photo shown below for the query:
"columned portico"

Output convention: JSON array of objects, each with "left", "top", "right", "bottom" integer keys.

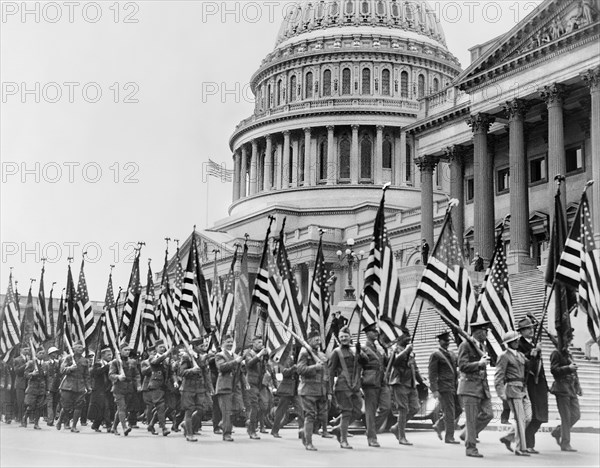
[
  {"left": 582, "top": 66, "right": 600, "bottom": 242},
  {"left": 467, "top": 113, "right": 495, "bottom": 263},
  {"left": 415, "top": 155, "right": 438, "bottom": 248}
]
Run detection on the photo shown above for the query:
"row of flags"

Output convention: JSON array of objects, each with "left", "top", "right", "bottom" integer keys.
[{"left": 1, "top": 183, "right": 599, "bottom": 362}]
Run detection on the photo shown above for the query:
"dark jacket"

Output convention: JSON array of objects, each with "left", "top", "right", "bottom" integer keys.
[
  {"left": 147, "top": 352, "right": 170, "bottom": 391},
  {"left": 13, "top": 355, "right": 27, "bottom": 390},
  {"left": 46, "top": 359, "right": 61, "bottom": 392},
  {"left": 329, "top": 345, "right": 365, "bottom": 392},
  {"left": 276, "top": 359, "right": 298, "bottom": 397},
  {"left": 518, "top": 337, "right": 548, "bottom": 421},
  {"left": 179, "top": 352, "right": 213, "bottom": 394},
  {"left": 550, "top": 349, "right": 581, "bottom": 397},
  {"left": 59, "top": 355, "right": 90, "bottom": 393},
  {"left": 457, "top": 340, "right": 490, "bottom": 399},
  {"left": 90, "top": 361, "right": 111, "bottom": 393},
  {"left": 428, "top": 347, "right": 458, "bottom": 394},
  {"left": 215, "top": 349, "right": 241, "bottom": 395},
  {"left": 361, "top": 340, "right": 387, "bottom": 389},
  {"left": 297, "top": 347, "right": 328, "bottom": 397},
  {"left": 109, "top": 358, "right": 141, "bottom": 394},
  {"left": 389, "top": 346, "right": 423, "bottom": 388},
  {"left": 24, "top": 360, "right": 48, "bottom": 395},
  {"left": 244, "top": 348, "right": 267, "bottom": 388}
]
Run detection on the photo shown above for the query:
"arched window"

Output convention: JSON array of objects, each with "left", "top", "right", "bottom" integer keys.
[
  {"left": 361, "top": 1, "right": 369, "bottom": 14},
  {"left": 418, "top": 74, "right": 425, "bottom": 98},
  {"left": 345, "top": 0, "right": 354, "bottom": 15},
  {"left": 381, "top": 69, "right": 391, "bottom": 96},
  {"left": 342, "top": 68, "right": 351, "bottom": 95},
  {"left": 391, "top": 0, "right": 400, "bottom": 17},
  {"left": 289, "top": 75, "right": 297, "bottom": 102},
  {"left": 383, "top": 138, "right": 392, "bottom": 169},
  {"left": 433, "top": 77, "right": 439, "bottom": 93},
  {"left": 319, "top": 141, "right": 328, "bottom": 180},
  {"left": 305, "top": 72, "right": 314, "bottom": 99},
  {"left": 362, "top": 68, "right": 371, "bottom": 94},
  {"left": 360, "top": 136, "right": 372, "bottom": 180},
  {"left": 277, "top": 79, "right": 282, "bottom": 106},
  {"left": 400, "top": 71, "right": 409, "bottom": 98},
  {"left": 376, "top": 0, "right": 385, "bottom": 16},
  {"left": 330, "top": 0, "right": 340, "bottom": 16},
  {"left": 323, "top": 70, "right": 332, "bottom": 96},
  {"left": 339, "top": 136, "right": 351, "bottom": 180}
]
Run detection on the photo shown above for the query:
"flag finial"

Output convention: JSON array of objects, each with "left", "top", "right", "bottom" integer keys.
[
  {"left": 584, "top": 180, "right": 594, "bottom": 192},
  {"left": 110, "top": 265, "right": 115, "bottom": 274},
  {"left": 174, "top": 239, "right": 180, "bottom": 249},
  {"left": 382, "top": 182, "right": 391, "bottom": 192},
  {"left": 41, "top": 257, "right": 47, "bottom": 267},
  {"left": 148, "top": 258, "right": 152, "bottom": 266},
  {"left": 318, "top": 228, "right": 325, "bottom": 238},
  {"left": 30, "top": 278, "right": 36, "bottom": 286},
  {"left": 67, "top": 257, "right": 74, "bottom": 264}
]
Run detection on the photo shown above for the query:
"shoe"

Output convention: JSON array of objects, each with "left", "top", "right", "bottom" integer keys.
[
  {"left": 390, "top": 424, "right": 399, "bottom": 440},
  {"left": 147, "top": 425, "right": 157, "bottom": 435},
  {"left": 459, "top": 431, "right": 465, "bottom": 441},
  {"left": 445, "top": 439, "right": 460, "bottom": 444},
  {"left": 124, "top": 426, "right": 132, "bottom": 436},
  {"left": 330, "top": 426, "right": 341, "bottom": 443},
  {"left": 321, "top": 432, "right": 334, "bottom": 438},
  {"left": 299, "top": 429, "right": 305, "bottom": 445},
  {"left": 249, "top": 433, "right": 260, "bottom": 440},
  {"left": 561, "top": 446, "right": 577, "bottom": 452},
  {"left": 33, "top": 424, "right": 41, "bottom": 430},
  {"left": 398, "top": 437, "right": 413, "bottom": 446},
  {"left": 305, "top": 444, "right": 317, "bottom": 451},
  {"left": 526, "top": 448, "right": 539, "bottom": 454},
  {"left": 271, "top": 432, "right": 282, "bottom": 438},
  {"left": 94, "top": 428, "right": 102, "bottom": 433},
  {"left": 186, "top": 436, "right": 198, "bottom": 442},
  {"left": 551, "top": 430, "right": 561, "bottom": 447},
  {"left": 223, "top": 435, "right": 234, "bottom": 442},
  {"left": 500, "top": 436, "right": 513, "bottom": 452},
  {"left": 70, "top": 427, "right": 80, "bottom": 433},
  {"left": 368, "top": 440, "right": 381, "bottom": 447},
  {"left": 131, "top": 424, "right": 139, "bottom": 429},
  {"left": 340, "top": 441, "right": 353, "bottom": 449},
  {"left": 47, "top": 421, "right": 54, "bottom": 427},
  {"left": 113, "top": 430, "right": 121, "bottom": 436},
  {"left": 80, "top": 422, "right": 87, "bottom": 427},
  {"left": 213, "top": 428, "right": 223, "bottom": 435},
  {"left": 260, "top": 429, "right": 268, "bottom": 434},
  {"left": 433, "top": 424, "right": 443, "bottom": 440},
  {"left": 515, "top": 450, "right": 530, "bottom": 456},
  {"left": 171, "top": 424, "right": 180, "bottom": 433},
  {"left": 466, "top": 451, "right": 483, "bottom": 458},
  {"left": 162, "top": 428, "right": 170, "bottom": 437}
]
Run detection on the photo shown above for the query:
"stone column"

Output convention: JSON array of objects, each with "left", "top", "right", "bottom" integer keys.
[
  {"left": 467, "top": 113, "right": 495, "bottom": 263},
  {"left": 504, "top": 99, "right": 534, "bottom": 270},
  {"left": 232, "top": 150, "right": 241, "bottom": 202},
  {"left": 275, "top": 139, "right": 283, "bottom": 190},
  {"left": 396, "top": 129, "right": 405, "bottom": 185},
  {"left": 303, "top": 127, "right": 312, "bottom": 186},
  {"left": 240, "top": 145, "right": 248, "bottom": 198},
  {"left": 445, "top": 145, "right": 465, "bottom": 251},
  {"left": 292, "top": 137, "right": 299, "bottom": 188},
  {"left": 351, "top": 125, "right": 359, "bottom": 184},
  {"left": 249, "top": 140, "right": 258, "bottom": 196},
  {"left": 540, "top": 83, "right": 567, "bottom": 215},
  {"left": 375, "top": 125, "right": 384, "bottom": 185},
  {"left": 264, "top": 135, "right": 272, "bottom": 191},
  {"left": 327, "top": 125, "right": 335, "bottom": 184},
  {"left": 415, "top": 155, "right": 438, "bottom": 248},
  {"left": 581, "top": 67, "right": 600, "bottom": 242},
  {"left": 282, "top": 131, "right": 291, "bottom": 188}
]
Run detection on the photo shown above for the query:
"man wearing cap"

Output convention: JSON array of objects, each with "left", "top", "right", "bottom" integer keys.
[
  {"left": 516, "top": 317, "right": 548, "bottom": 454},
  {"left": 389, "top": 329, "right": 423, "bottom": 446},
  {"left": 271, "top": 347, "right": 304, "bottom": 439},
  {"left": 457, "top": 320, "right": 493, "bottom": 458},
  {"left": 243, "top": 335, "right": 269, "bottom": 439},
  {"left": 550, "top": 331, "right": 581, "bottom": 452},
  {"left": 58, "top": 341, "right": 90, "bottom": 433},
  {"left": 23, "top": 347, "right": 48, "bottom": 429},
  {"left": 421, "top": 239, "right": 430, "bottom": 265},
  {"left": 144, "top": 340, "right": 174, "bottom": 436},
  {"left": 215, "top": 334, "right": 244, "bottom": 442},
  {"left": 297, "top": 329, "right": 329, "bottom": 451},
  {"left": 361, "top": 323, "right": 391, "bottom": 447},
  {"left": 179, "top": 337, "right": 213, "bottom": 442},
  {"left": 109, "top": 343, "right": 141, "bottom": 436},
  {"left": 329, "top": 326, "right": 365, "bottom": 449},
  {"left": 89, "top": 347, "right": 113, "bottom": 433},
  {"left": 45, "top": 347, "right": 60, "bottom": 426},
  {"left": 428, "top": 331, "right": 461, "bottom": 444},
  {"left": 495, "top": 330, "right": 531, "bottom": 456}
]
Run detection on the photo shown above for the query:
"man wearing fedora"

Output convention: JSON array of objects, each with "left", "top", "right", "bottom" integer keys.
[
  {"left": 516, "top": 316, "right": 548, "bottom": 454},
  {"left": 429, "top": 330, "right": 461, "bottom": 444},
  {"left": 495, "top": 330, "right": 531, "bottom": 456},
  {"left": 457, "top": 320, "right": 493, "bottom": 458}
]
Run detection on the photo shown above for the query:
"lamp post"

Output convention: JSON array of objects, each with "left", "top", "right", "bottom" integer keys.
[{"left": 336, "top": 238, "right": 365, "bottom": 300}]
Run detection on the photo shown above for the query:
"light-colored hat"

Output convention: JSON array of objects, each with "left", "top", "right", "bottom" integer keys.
[
  {"left": 47, "top": 346, "right": 59, "bottom": 354},
  {"left": 502, "top": 331, "right": 520, "bottom": 344}
]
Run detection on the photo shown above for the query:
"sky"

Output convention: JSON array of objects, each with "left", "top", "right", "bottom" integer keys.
[{"left": 1, "top": 0, "right": 543, "bottom": 300}]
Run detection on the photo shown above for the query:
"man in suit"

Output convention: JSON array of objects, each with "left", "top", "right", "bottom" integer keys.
[
  {"left": 495, "top": 331, "right": 531, "bottom": 456},
  {"left": 244, "top": 335, "right": 269, "bottom": 439},
  {"left": 550, "top": 331, "right": 581, "bottom": 452},
  {"left": 270, "top": 348, "right": 304, "bottom": 439},
  {"left": 361, "top": 323, "right": 391, "bottom": 447},
  {"left": 179, "top": 336, "right": 213, "bottom": 442},
  {"left": 215, "top": 334, "right": 244, "bottom": 442},
  {"left": 517, "top": 317, "right": 548, "bottom": 454},
  {"left": 457, "top": 320, "right": 493, "bottom": 458},
  {"left": 58, "top": 341, "right": 90, "bottom": 433},
  {"left": 109, "top": 343, "right": 141, "bottom": 436},
  {"left": 297, "top": 329, "right": 329, "bottom": 451},
  {"left": 89, "top": 347, "right": 113, "bottom": 433},
  {"left": 23, "top": 347, "right": 48, "bottom": 429},
  {"left": 428, "top": 330, "right": 461, "bottom": 444},
  {"left": 389, "top": 329, "right": 423, "bottom": 446}
]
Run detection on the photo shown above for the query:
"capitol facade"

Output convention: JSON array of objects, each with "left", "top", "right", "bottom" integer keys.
[{"left": 172, "top": 0, "right": 599, "bottom": 316}]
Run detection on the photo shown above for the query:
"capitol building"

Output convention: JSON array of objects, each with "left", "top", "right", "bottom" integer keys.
[{"left": 171, "top": 0, "right": 599, "bottom": 324}]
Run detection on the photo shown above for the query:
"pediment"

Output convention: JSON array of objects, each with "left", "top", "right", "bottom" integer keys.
[{"left": 457, "top": 0, "right": 599, "bottom": 90}]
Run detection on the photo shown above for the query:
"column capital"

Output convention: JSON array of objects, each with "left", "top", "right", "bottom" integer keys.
[
  {"left": 251, "top": 139, "right": 258, "bottom": 149},
  {"left": 415, "top": 155, "right": 438, "bottom": 172},
  {"left": 283, "top": 130, "right": 291, "bottom": 137},
  {"left": 327, "top": 125, "right": 335, "bottom": 132},
  {"left": 539, "top": 83, "right": 566, "bottom": 106},
  {"left": 265, "top": 134, "right": 272, "bottom": 142},
  {"left": 303, "top": 127, "right": 311, "bottom": 134},
  {"left": 466, "top": 113, "right": 495, "bottom": 134},
  {"left": 503, "top": 98, "right": 529, "bottom": 120},
  {"left": 444, "top": 145, "right": 466, "bottom": 163},
  {"left": 351, "top": 124, "right": 360, "bottom": 131},
  {"left": 376, "top": 125, "right": 384, "bottom": 132},
  {"left": 581, "top": 66, "right": 600, "bottom": 93}
]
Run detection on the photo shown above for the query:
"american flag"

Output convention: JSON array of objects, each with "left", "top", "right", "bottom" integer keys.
[
  {"left": 361, "top": 187, "right": 401, "bottom": 328},
  {"left": 210, "top": 254, "right": 222, "bottom": 330},
  {"left": 0, "top": 272, "right": 21, "bottom": 361},
  {"left": 46, "top": 283, "right": 55, "bottom": 343},
  {"left": 55, "top": 289, "right": 69, "bottom": 353},
  {"left": 556, "top": 191, "right": 600, "bottom": 343},
  {"left": 34, "top": 266, "right": 48, "bottom": 346},
  {"left": 75, "top": 259, "right": 95, "bottom": 348},
  {"left": 173, "top": 247, "right": 185, "bottom": 345},
  {"left": 157, "top": 251, "right": 176, "bottom": 347},
  {"left": 192, "top": 234, "right": 212, "bottom": 333},
  {"left": 101, "top": 271, "right": 120, "bottom": 352},
  {"left": 474, "top": 224, "right": 515, "bottom": 360},
  {"left": 233, "top": 243, "right": 251, "bottom": 350},
  {"left": 21, "top": 285, "right": 35, "bottom": 346},
  {"left": 206, "top": 159, "right": 234, "bottom": 182},
  {"left": 218, "top": 249, "right": 238, "bottom": 341},
  {"left": 123, "top": 251, "right": 144, "bottom": 354},
  {"left": 143, "top": 261, "right": 158, "bottom": 346},
  {"left": 416, "top": 209, "right": 476, "bottom": 334},
  {"left": 308, "top": 236, "right": 331, "bottom": 346},
  {"left": 180, "top": 241, "right": 202, "bottom": 342},
  {"left": 251, "top": 224, "right": 273, "bottom": 313},
  {"left": 65, "top": 265, "right": 78, "bottom": 345},
  {"left": 276, "top": 222, "right": 306, "bottom": 340},
  {"left": 266, "top": 246, "right": 292, "bottom": 361}
]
